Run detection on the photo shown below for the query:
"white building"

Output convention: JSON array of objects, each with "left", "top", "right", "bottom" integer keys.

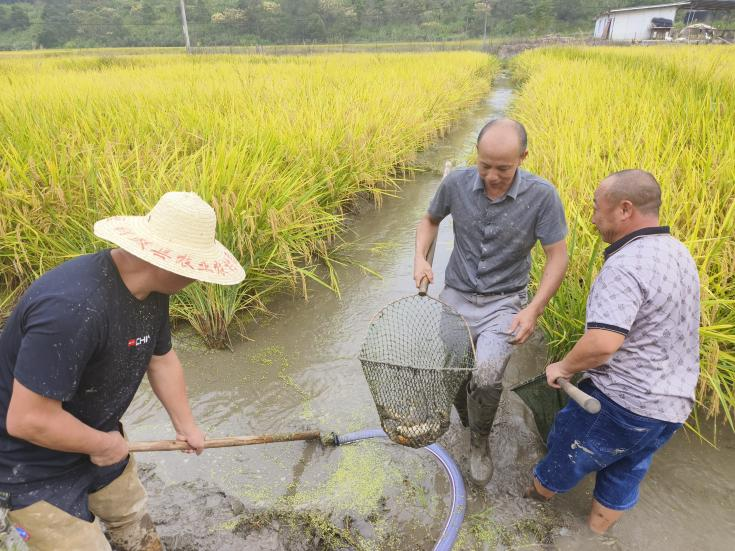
[{"left": 594, "top": 2, "right": 688, "bottom": 41}]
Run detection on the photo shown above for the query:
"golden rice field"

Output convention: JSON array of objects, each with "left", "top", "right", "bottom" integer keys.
[
  {"left": 0, "top": 52, "right": 499, "bottom": 347},
  {"left": 512, "top": 46, "right": 735, "bottom": 434}
]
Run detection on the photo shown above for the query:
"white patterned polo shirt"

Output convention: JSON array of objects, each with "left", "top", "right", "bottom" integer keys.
[{"left": 585, "top": 226, "right": 700, "bottom": 423}]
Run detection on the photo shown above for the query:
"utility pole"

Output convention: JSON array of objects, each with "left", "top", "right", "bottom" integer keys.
[{"left": 179, "top": 0, "right": 191, "bottom": 53}]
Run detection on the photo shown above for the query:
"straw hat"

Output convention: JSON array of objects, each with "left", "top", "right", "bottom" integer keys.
[{"left": 94, "top": 191, "right": 246, "bottom": 285}]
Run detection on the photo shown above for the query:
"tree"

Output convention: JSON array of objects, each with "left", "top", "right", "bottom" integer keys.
[
  {"left": 211, "top": 7, "right": 249, "bottom": 32},
  {"left": 530, "top": 0, "right": 554, "bottom": 34},
  {"left": 0, "top": 0, "right": 655, "bottom": 50},
  {"left": 319, "top": 0, "right": 358, "bottom": 41},
  {"left": 187, "top": 0, "right": 211, "bottom": 24},
  {"left": 259, "top": 2, "right": 289, "bottom": 43},
  {"left": 130, "top": 0, "right": 156, "bottom": 23},
  {"left": 72, "top": 6, "right": 130, "bottom": 47},
  {"left": 8, "top": 5, "right": 29, "bottom": 30},
  {"left": 554, "top": 0, "right": 584, "bottom": 23},
  {"left": 304, "top": 12, "right": 327, "bottom": 41},
  {"left": 37, "top": 1, "right": 76, "bottom": 48}
]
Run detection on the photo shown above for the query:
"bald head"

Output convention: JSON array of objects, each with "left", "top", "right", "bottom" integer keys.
[
  {"left": 477, "top": 118, "right": 527, "bottom": 155},
  {"left": 601, "top": 169, "right": 661, "bottom": 216}
]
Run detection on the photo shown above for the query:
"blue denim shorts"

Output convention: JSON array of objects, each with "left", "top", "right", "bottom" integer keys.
[{"left": 534, "top": 380, "right": 682, "bottom": 510}]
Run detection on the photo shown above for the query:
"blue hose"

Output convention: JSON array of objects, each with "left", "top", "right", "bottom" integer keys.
[{"left": 334, "top": 429, "right": 465, "bottom": 551}]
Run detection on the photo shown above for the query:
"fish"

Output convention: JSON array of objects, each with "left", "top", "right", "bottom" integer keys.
[{"left": 395, "top": 421, "right": 441, "bottom": 438}]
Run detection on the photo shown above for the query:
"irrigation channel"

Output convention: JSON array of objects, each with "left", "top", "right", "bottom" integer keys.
[{"left": 120, "top": 75, "right": 735, "bottom": 550}]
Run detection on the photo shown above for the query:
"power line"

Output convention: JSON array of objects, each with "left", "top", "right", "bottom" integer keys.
[{"left": 41, "top": 21, "right": 194, "bottom": 28}]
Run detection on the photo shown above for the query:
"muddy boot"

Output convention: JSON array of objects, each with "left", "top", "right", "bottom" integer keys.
[
  {"left": 469, "top": 431, "right": 493, "bottom": 486},
  {"left": 108, "top": 513, "right": 164, "bottom": 551},
  {"left": 466, "top": 384, "right": 502, "bottom": 486},
  {"left": 453, "top": 377, "right": 471, "bottom": 428},
  {"left": 136, "top": 523, "right": 164, "bottom": 551}
]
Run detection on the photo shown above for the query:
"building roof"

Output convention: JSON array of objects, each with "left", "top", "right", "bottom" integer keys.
[
  {"left": 689, "top": 0, "right": 735, "bottom": 9},
  {"left": 608, "top": 3, "right": 689, "bottom": 14},
  {"left": 605, "top": 0, "right": 735, "bottom": 14}
]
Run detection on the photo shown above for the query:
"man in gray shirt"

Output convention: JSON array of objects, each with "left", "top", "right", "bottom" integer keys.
[
  {"left": 414, "top": 118, "right": 569, "bottom": 485},
  {"left": 529, "top": 170, "right": 700, "bottom": 535}
]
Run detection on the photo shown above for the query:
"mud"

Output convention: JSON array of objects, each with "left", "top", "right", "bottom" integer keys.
[
  {"left": 139, "top": 461, "right": 401, "bottom": 551},
  {"left": 135, "top": 330, "right": 563, "bottom": 551}
]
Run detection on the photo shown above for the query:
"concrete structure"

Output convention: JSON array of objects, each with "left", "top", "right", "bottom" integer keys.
[
  {"left": 594, "top": 3, "right": 687, "bottom": 41},
  {"left": 594, "top": 1, "right": 735, "bottom": 42}
]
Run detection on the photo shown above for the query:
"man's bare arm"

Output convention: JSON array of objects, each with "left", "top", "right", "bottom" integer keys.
[
  {"left": 529, "top": 239, "right": 569, "bottom": 316},
  {"left": 508, "top": 239, "right": 569, "bottom": 344},
  {"left": 147, "top": 349, "right": 205, "bottom": 454},
  {"left": 6, "top": 379, "right": 128, "bottom": 466},
  {"left": 545, "top": 329, "right": 625, "bottom": 387},
  {"left": 413, "top": 214, "right": 440, "bottom": 288}
]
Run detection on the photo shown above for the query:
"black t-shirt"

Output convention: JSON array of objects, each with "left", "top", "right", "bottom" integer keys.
[{"left": 0, "top": 249, "right": 171, "bottom": 485}]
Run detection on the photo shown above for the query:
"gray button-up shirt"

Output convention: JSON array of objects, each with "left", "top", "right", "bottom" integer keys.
[
  {"left": 427, "top": 167, "right": 567, "bottom": 294},
  {"left": 585, "top": 227, "right": 700, "bottom": 423}
]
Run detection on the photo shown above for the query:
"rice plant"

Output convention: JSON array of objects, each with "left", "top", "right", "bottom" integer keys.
[{"left": 0, "top": 52, "right": 499, "bottom": 347}]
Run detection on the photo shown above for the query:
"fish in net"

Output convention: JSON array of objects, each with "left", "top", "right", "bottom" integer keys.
[{"left": 359, "top": 294, "right": 475, "bottom": 448}]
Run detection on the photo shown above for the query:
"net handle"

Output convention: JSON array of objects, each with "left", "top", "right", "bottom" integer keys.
[
  {"left": 418, "top": 239, "right": 436, "bottom": 296},
  {"left": 418, "top": 161, "right": 451, "bottom": 297},
  {"left": 511, "top": 374, "right": 602, "bottom": 415},
  {"left": 557, "top": 378, "right": 601, "bottom": 414}
]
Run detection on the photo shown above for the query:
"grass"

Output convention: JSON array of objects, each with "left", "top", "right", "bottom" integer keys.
[
  {"left": 510, "top": 45, "right": 735, "bottom": 434},
  {"left": 454, "top": 505, "right": 558, "bottom": 550},
  {"left": 226, "top": 438, "right": 426, "bottom": 550},
  {"left": 233, "top": 509, "right": 362, "bottom": 550},
  {"left": 0, "top": 51, "right": 499, "bottom": 347}
]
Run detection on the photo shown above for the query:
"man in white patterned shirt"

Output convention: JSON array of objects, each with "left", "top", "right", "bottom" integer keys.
[{"left": 527, "top": 170, "right": 700, "bottom": 535}]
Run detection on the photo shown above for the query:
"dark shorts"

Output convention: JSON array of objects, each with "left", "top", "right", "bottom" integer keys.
[
  {"left": 534, "top": 380, "right": 682, "bottom": 511},
  {"left": 2, "top": 457, "right": 129, "bottom": 521}
]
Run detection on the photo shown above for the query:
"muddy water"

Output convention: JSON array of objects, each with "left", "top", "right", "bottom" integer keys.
[{"left": 122, "top": 76, "right": 735, "bottom": 550}]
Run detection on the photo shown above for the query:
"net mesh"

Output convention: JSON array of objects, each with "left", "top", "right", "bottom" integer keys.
[
  {"left": 359, "top": 295, "right": 475, "bottom": 448},
  {"left": 511, "top": 373, "right": 582, "bottom": 442}
]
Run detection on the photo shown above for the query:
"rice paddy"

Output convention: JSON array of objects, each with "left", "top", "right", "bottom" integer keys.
[
  {"left": 0, "top": 51, "right": 498, "bottom": 347},
  {"left": 511, "top": 45, "right": 735, "bottom": 432},
  {"left": 1, "top": 44, "right": 732, "bottom": 433}
]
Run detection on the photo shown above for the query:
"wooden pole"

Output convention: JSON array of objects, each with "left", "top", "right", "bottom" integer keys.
[{"left": 129, "top": 430, "right": 322, "bottom": 452}]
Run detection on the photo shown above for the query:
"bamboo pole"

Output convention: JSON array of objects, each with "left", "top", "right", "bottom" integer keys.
[{"left": 129, "top": 430, "right": 322, "bottom": 452}]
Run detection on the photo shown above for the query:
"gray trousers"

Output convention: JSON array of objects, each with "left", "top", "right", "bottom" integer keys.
[{"left": 439, "top": 286, "right": 527, "bottom": 435}]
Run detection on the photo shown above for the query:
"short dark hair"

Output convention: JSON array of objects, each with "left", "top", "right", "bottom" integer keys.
[
  {"left": 476, "top": 118, "right": 528, "bottom": 153},
  {"left": 605, "top": 169, "right": 662, "bottom": 216}
]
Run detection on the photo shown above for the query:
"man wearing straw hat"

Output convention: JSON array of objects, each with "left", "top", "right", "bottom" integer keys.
[
  {"left": 414, "top": 118, "right": 569, "bottom": 486},
  {"left": 0, "top": 192, "right": 245, "bottom": 550}
]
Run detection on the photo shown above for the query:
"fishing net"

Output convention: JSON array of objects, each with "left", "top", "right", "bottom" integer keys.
[
  {"left": 359, "top": 294, "right": 475, "bottom": 448},
  {"left": 511, "top": 373, "right": 582, "bottom": 442}
]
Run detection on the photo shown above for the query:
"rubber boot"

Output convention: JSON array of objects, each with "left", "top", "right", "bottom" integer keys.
[
  {"left": 466, "top": 384, "right": 502, "bottom": 486},
  {"left": 108, "top": 513, "right": 164, "bottom": 551},
  {"left": 453, "top": 377, "right": 471, "bottom": 428},
  {"left": 469, "top": 430, "right": 493, "bottom": 486},
  {"left": 135, "top": 524, "right": 164, "bottom": 551}
]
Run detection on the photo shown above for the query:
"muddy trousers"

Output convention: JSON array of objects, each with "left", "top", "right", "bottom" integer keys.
[
  {"left": 7, "top": 455, "right": 162, "bottom": 551},
  {"left": 440, "top": 286, "right": 525, "bottom": 436}
]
